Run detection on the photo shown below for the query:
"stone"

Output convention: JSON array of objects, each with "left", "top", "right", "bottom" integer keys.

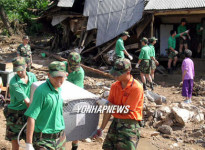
[
  {"left": 190, "top": 131, "right": 203, "bottom": 137},
  {"left": 172, "top": 107, "right": 194, "bottom": 126},
  {"left": 151, "top": 131, "right": 160, "bottom": 136},
  {"left": 193, "top": 113, "right": 204, "bottom": 123},
  {"left": 103, "top": 91, "right": 110, "bottom": 98},
  {"left": 157, "top": 125, "right": 173, "bottom": 135}
]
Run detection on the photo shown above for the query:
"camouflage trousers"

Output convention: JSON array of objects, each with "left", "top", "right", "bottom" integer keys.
[
  {"left": 3, "top": 106, "right": 27, "bottom": 141},
  {"left": 168, "top": 51, "right": 177, "bottom": 59},
  {"left": 102, "top": 118, "right": 140, "bottom": 150},
  {"left": 139, "top": 59, "right": 151, "bottom": 74},
  {"left": 33, "top": 130, "right": 66, "bottom": 150},
  {"left": 151, "top": 59, "right": 156, "bottom": 70},
  {"left": 25, "top": 57, "right": 32, "bottom": 72}
]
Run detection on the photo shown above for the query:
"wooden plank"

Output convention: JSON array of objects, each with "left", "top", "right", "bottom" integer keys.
[
  {"left": 154, "top": 9, "right": 205, "bottom": 16},
  {"left": 136, "top": 15, "right": 152, "bottom": 38},
  {"left": 151, "top": 14, "right": 154, "bottom": 37},
  {"left": 125, "top": 43, "right": 138, "bottom": 50},
  {"left": 202, "top": 19, "right": 205, "bottom": 58},
  {"left": 44, "top": 52, "right": 114, "bottom": 79}
]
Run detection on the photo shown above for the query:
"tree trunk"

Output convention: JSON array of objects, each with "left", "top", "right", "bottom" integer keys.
[{"left": 0, "top": 6, "right": 13, "bottom": 35}]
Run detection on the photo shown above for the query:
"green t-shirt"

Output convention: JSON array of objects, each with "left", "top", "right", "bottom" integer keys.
[
  {"left": 149, "top": 44, "right": 155, "bottom": 58},
  {"left": 168, "top": 34, "right": 180, "bottom": 49},
  {"left": 63, "top": 61, "right": 85, "bottom": 88},
  {"left": 139, "top": 45, "right": 151, "bottom": 60},
  {"left": 17, "top": 44, "right": 32, "bottom": 57},
  {"left": 177, "top": 25, "right": 187, "bottom": 35},
  {"left": 196, "top": 23, "right": 202, "bottom": 36},
  {"left": 8, "top": 72, "right": 37, "bottom": 110},
  {"left": 24, "top": 79, "right": 65, "bottom": 134},
  {"left": 115, "top": 38, "right": 125, "bottom": 58}
]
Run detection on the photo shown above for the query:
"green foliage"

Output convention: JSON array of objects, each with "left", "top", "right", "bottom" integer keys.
[{"left": 0, "top": 0, "right": 50, "bottom": 34}]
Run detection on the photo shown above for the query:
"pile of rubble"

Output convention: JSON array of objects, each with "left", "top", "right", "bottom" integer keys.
[
  {"left": 143, "top": 91, "right": 205, "bottom": 147},
  {"left": 193, "top": 80, "right": 205, "bottom": 96}
]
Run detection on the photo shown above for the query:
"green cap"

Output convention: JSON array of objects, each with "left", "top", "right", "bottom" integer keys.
[
  {"left": 49, "top": 61, "right": 67, "bottom": 77},
  {"left": 68, "top": 52, "right": 81, "bottom": 64},
  {"left": 121, "top": 31, "right": 130, "bottom": 37},
  {"left": 23, "top": 35, "right": 29, "bottom": 40},
  {"left": 149, "top": 37, "right": 158, "bottom": 43},
  {"left": 12, "top": 57, "right": 26, "bottom": 72},
  {"left": 110, "top": 58, "right": 131, "bottom": 76},
  {"left": 141, "top": 37, "right": 148, "bottom": 43}
]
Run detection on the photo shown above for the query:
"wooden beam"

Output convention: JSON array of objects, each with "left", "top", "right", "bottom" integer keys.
[
  {"left": 93, "top": 40, "right": 116, "bottom": 60},
  {"left": 154, "top": 9, "right": 205, "bottom": 16},
  {"left": 150, "top": 14, "right": 154, "bottom": 37},
  {"left": 136, "top": 15, "right": 152, "bottom": 38},
  {"left": 44, "top": 52, "right": 113, "bottom": 79}
]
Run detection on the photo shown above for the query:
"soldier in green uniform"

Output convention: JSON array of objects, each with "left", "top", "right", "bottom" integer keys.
[
  {"left": 3, "top": 57, "right": 37, "bottom": 150},
  {"left": 196, "top": 18, "right": 204, "bottom": 58},
  {"left": 149, "top": 37, "right": 159, "bottom": 83},
  {"left": 115, "top": 31, "right": 133, "bottom": 61},
  {"left": 63, "top": 52, "right": 85, "bottom": 150},
  {"left": 25, "top": 61, "right": 67, "bottom": 150},
  {"left": 135, "top": 37, "right": 153, "bottom": 90},
  {"left": 17, "top": 36, "right": 32, "bottom": 72},
  {"left": 168, "top": 30, "right": 189, "bottom": 74},
  {"left": 177, "top": 18, "right": 191, "bottom": 54}
]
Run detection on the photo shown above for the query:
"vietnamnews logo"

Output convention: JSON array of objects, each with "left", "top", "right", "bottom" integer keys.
[{"left": 77, "top": 105, "right": 130, "bottom": 113}]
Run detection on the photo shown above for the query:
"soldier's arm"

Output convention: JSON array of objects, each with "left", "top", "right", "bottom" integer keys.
[
  {"left": 26, "top": 117, "right": 35, "bottom": 144},
  {"left": 100, "top": 108, "right": 112, "bottom": 130}
]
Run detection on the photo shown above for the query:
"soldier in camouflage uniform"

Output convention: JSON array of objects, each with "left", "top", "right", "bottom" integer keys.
[
  {"left": 95, "top": 58, "right": 144, "bottom": 150},
  {"left": 25, "top": 61, "right": 67, "bottom": 150},
  {"left": 4, "top": 57, "right": 37, "bottom": 150},
  {"left": 17, "top": 36, "right": 32, "bottom": 72},
  {"left": 135, "top": 37, "right": 153, "bottom": 90},
  {"left": 63, "top": 52, "right": 84, "bottom": 150}
]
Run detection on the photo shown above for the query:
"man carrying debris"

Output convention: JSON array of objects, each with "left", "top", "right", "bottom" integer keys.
[
  {"left": 115, "top": 31, "right": 133, "bottom": 61},
  {"left": 64, "top": 52, "right": 85, "bottom": 150},
  {"left": 135, "top": 37, "right": 153, "bottom": 90},
  {"left": 25, "top": 61, "right": 67, "bottom": 150},
  {"left": 177, "top": 18, "right": 191, "bottom": 55},
  {"left": 149, "top": 37, "right": 159, "bottom": 84},
  {"left": 167, "top": 30, "right": 189, "bottom": 74},
  {"left": 95, "top": 58, "right": 144, "bottom": 150},
  {"left": 3, "top": 57, "right": 37, "bottom": 150},
  {"left": 17, "top": 36, "right": 32, "bottom": 72}
]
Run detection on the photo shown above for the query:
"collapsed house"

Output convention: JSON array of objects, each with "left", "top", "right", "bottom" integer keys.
[{"left": 38, "top": 0, "right": 154, "bottom": 65}]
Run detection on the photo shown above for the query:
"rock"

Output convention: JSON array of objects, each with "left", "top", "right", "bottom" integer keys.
[
  {"left": 102, "top": 86, "right": 110, "bottom": 91},
  {"left": 190, "top": 131, "right": 203, "bottom": 137},
  {"left": 162, "top": 117, "right": 174, "bottom": 126},
  {"left": 172, "top": 107, "right": 194, "bottom": 126},
  {"left": 151, "top": 131, "right": 160, "bottom": 136},
  {"left": 193, "top": 113, "right": 204, "bottom": 123},
  {"left": 159, "top": 106, "right": 171, "bottom": 115},
  {"left": 172, "top": 143, "right": 179, "bottom": 147},
  {"left": 103, "top": 91, "right": 110, "bottom": 98},
  {"left": 157, "top": 125, "right": 173, "bottom": 135}
]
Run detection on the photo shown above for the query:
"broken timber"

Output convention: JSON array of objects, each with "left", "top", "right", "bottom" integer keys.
[{"left": 44, "top": 52, "right": 113, "bottom": 79}]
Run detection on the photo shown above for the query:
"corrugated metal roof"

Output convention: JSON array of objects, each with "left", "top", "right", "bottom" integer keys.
[
  {"left": 57, "top": 0, "right": 75, "bottom": 7},
  {"left": 84, "top": 0, "right": 144, "bottom": 46},
  {"left": 145, "top": 0, "right": 205, "bottom": 10}
]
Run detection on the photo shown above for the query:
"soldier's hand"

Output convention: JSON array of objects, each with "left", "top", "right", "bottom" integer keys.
[
  {"left": 26, "top": 143, "right": 35, "bottom": 150},
  {"left": 93, "top": 128, "right": 104, "bottom": 139},
  {"left": 174, "top": 51, "right": 178, "bottom": 55},
  {"left": 182, "top": 36, "right": 186, "bottom": 40},
  {"left": 135, "top": 63, "right": 139, "bottom": 68},
  {"left": 128, "top": 55, "right": 133, "bottom": 60},
  {"left": 200, "top": 27, "right": 204, "bottom": 31},
  {"left": 96, "top": 99, "right": 109, "bottom": 106},
  {"left": 155, "top": 60, "right": 159, "bottom": 66}
]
